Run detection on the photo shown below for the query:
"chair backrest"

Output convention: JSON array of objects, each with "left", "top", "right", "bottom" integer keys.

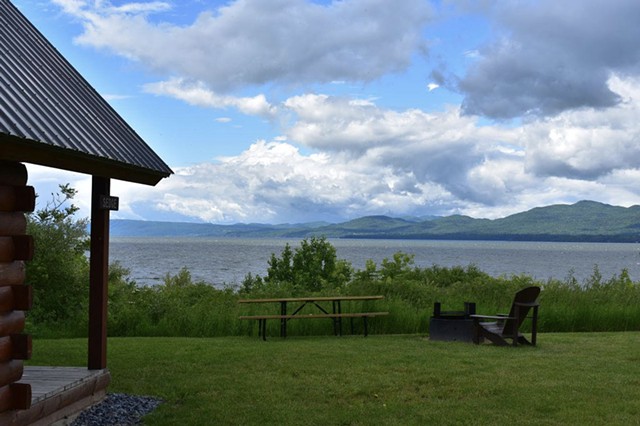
[{"left": 502, "top": 286, "right": 540, "bottom": 335}]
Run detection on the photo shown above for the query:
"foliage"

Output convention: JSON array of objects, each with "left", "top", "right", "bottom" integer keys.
[
  {"left": 97, "top": 242, "right": 640, "bottom": 338},
  {"left": 30, "top": 333, "right": 640, "bottom": 425},
  {"left": 26, "top": 184, "right": 90, "bottom": 326},
  {"left": 107, "top": 267, "right": 240, "bottom": 337},
  {"left": 29, "top": 231, "right": 640, "bottom": 338},
  {"left": 242, "top": 236, "right": 352, "bottom": 294}
]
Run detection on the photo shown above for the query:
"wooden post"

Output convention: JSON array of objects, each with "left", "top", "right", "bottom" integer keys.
[{"left": 88, "top": 176, "right": 110, "bottom": 370}]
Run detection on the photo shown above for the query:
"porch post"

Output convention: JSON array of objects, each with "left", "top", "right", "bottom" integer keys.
[{"left": 88, "top": 176, "right": 110, "bottom": 370}]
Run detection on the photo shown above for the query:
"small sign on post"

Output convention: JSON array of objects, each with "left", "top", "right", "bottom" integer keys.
[{"left": 98, "top": 195, "right": 119, "bottom": 211}]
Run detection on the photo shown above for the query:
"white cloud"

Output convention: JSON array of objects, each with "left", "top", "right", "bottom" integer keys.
[
  {"left": 103, "top": 93, "right": 132, "bottom": 101},
  {"left": 54, "top": 0, "right": 433, "bottom": 91},
  {"left": 522, "top": 75, "right": 640, "bottom": 179},
  {"left": 23, "top": 165, "right": 93, "bottom": 217},
  {"left": 143, "top": 78, "right": 278, "bottom": 118},
  {"left": 110, "top": 2, "right": 171, "bottom": 14},
  {"left": 24, "top": 2, "right": 640, "bottom": 224},
  {"left": 26, "top": 74, "right": 640, "bottom": 224},
  {"left": 151, "top": 77, "right": 640, "bottom": 222}
]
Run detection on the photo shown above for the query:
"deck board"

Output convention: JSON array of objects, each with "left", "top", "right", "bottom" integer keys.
[
  {"left": 22, "top": 366, "right": 108, "bottom": 403},
  {"left": 0, "top": 366, "right": 111, "bottom": 426}
]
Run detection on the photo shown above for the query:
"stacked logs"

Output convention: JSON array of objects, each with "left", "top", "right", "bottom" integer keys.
[{"left": 0, "top": 161, "right": 34, "bottom": 413}]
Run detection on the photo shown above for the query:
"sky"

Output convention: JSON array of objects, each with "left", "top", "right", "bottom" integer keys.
[{"left": 12, "top": 0, "right": 640, "bottom": 224}]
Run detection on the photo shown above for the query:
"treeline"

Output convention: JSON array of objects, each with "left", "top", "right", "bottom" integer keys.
[{"left": 25, "top": 187, "right": 640, "bottom": 338}]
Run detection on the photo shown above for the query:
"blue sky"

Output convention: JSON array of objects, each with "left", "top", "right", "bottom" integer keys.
[{"left": 13, "top": 0, "right": 640, "bottom": 224}]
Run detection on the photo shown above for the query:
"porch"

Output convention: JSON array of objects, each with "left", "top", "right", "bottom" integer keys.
[{"left": 0, "top": 366, "right": 110, "bottom": 426}]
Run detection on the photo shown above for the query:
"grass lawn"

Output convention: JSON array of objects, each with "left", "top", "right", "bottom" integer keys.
[{"left": 30, "top": 333, "right": 640, "bottom": 425}]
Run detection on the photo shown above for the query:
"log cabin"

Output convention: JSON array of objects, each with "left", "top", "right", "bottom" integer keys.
[{"left": 0, "top": 0, "right": 173, "bottom": 423}]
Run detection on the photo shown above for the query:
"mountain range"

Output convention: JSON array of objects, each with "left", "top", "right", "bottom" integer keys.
[{"left": 110, "top": 200, "right": 640, "bottom": 243}]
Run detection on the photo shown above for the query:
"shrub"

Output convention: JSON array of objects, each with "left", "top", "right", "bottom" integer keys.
[
  {"left": 247, "top": 236, "right": 353, "bottom": 295},
  {"left": 26, "top": 184, "right": 89, "bottom": 325}
]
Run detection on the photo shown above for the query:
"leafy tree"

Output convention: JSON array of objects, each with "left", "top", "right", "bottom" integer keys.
[
  {"left": 264, "top": 237, "right": 353, "bottom": 292},
  {"left": 266, "top": 243, "right": 294, "bottom": 283},
  {"left": 239, "top": 272, "right": 263, "bottom": 294},
  {"left": 379, "top": 252, "right": 415, "bottom": 280},
  {"left": 26, "top": 184, "right": 90, "bottom": 324}
]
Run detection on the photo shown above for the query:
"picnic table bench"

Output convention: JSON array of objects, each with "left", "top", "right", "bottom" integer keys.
[{"left": 239, "top": 296, "right": 388, "bottom": 340}]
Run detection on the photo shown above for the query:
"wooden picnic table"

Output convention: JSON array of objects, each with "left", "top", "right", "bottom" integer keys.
[{"left": 238, "top": 295, "right": 387, "bottom": 340}]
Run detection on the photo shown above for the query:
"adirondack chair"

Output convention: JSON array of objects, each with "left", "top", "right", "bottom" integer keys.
[{"left": 471, "top": 286, "right": 540, "bottom": 346}]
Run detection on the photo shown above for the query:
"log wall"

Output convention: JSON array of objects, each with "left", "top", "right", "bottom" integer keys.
[{"left": 0, "top": 161, "right": 34, "bottom": 413}]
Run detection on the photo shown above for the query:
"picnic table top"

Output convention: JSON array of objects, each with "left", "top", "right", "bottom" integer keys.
[{"left": 238, "top": 295, "right": 384, "bottom": 303}]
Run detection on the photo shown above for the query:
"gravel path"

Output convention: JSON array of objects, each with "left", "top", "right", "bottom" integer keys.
[{"left": 71, "top": 393, "right": 163, "bottom": 425}]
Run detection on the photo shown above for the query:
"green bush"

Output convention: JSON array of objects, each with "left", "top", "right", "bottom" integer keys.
[
  {"left": 243, "top": 236, "right": 352, "bottom": 295},
  {"left": 26, "top": 184, "right": 89, "bottom": 329},
  {"left": 107, "top": 267, "right": 241, "bottom": 337},
  {"left": 102, "top": 243, "right": 640, "bottom": 338},
  {"left": 27, "top": 229, "right": 640, "bottom": 338}
]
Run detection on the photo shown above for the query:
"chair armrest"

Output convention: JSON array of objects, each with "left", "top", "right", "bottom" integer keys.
[{"left": 470, "top": 314, "right": 516, "bottom": 320}]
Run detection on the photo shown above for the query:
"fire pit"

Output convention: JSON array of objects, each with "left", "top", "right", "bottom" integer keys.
[{"left": 429, "top": 302, "right": 477, "bottom": 342}]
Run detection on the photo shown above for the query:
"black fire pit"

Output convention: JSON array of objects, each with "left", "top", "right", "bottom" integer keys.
[{"left": 429, "top": 302, "right": 477, "bottom": 342}]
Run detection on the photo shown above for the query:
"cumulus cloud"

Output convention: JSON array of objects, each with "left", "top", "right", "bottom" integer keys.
[
  {"left": 112, "top": 76, "right": 640, "bottom": 223},
  {"left": 522, "top": 75, "right": 640, "bottom": 179},
  {"left": 96, "top": 99, "right": 527, "bottom": 223},
  {"left": 30, "top": 0, "right": 640, "bottom": 224},
  {"left": 25, "top": 76, "right": 640, "bottom": 224},
  {"left": 53, "top": 0, "right": 432, "bottom": 91},
  {"left": 102, "top": 93, "right": 132, "bottom": 101},
  {"left": 122, "top": 140, "right": 455, "bottom": 224},
  {"left": 283, "top": 93, "right": 521, "bottom": 203},
  {"left": 24, "top": 165, "right": 93, "bottom": 215},
  {"left": 455, "top": 0, "right": 640, "bottom": 118},
  {"left": 143, "top": 78, "right": 278, "bottom": 118}
]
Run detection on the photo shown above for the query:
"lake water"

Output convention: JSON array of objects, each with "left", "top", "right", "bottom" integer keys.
[{"left": 108, "top": 237, "right": 640, "bottom": 287}]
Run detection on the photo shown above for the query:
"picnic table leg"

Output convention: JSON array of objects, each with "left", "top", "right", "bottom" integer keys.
[
  {"left": 259, "top": 319, "right": 267, "bottom": 341},
  {"left": 332, "top": 301, "right": 343, "bottom": 336},
  {"left": 338, "top": 301, "right": 342, "bottom": 336},
  {"left": 280, "top": 301, "right": 287, "bottom": 338}
]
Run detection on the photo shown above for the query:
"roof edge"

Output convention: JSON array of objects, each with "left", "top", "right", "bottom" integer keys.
[{"left": 1, "top": 134, "right": 172, "bottom": 186}]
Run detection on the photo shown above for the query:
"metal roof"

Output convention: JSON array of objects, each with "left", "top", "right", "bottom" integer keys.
[{"left": 0, "top": 0, "right": 172, "bottom": 185}]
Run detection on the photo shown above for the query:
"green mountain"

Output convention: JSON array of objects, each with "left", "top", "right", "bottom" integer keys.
[{"left": 110, "top": 201, "right": 640, "bottom": 242}]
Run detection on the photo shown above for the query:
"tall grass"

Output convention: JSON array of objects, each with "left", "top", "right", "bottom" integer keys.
[{"left": 26, "top": 256, "right": 640, "bottom": 339}]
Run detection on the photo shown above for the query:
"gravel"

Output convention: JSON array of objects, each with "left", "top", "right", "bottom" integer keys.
[{"left": 71, "top": 393, "right": 163, "bottom": 425}]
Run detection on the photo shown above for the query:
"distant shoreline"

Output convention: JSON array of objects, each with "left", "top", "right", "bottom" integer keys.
[
  {"left": 109, "top": 200, "right": 640, "bottom": 243},
  {"left": 110, "top": 233, "right": 640, "bottom": 244}
]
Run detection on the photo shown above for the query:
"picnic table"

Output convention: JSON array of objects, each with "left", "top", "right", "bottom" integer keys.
[{"left": 239, "top": 296, "right": 387, "bottom": 340}]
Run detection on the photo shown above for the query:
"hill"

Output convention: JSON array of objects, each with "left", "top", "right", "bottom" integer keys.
[{"left": 110, "top": 200, "right": 640, "bottom": 242}]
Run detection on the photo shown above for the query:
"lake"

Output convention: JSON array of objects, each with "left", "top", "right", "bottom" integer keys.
[{"left": 108, "top": 237, "right": 640, "bottom": 287}]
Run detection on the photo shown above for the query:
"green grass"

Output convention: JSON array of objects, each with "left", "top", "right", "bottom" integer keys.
[{"left": 29, "top": 333, "right": 640, "bottom": 425}]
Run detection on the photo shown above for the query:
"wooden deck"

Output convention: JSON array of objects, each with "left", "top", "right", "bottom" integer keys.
[{"left": 0, "top": 366, "right": 111, "bottom": 426}]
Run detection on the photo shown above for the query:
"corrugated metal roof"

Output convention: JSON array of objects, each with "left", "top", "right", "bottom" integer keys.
[{"left": 0, "top": 0, "right": 172, "bottom": 183}]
